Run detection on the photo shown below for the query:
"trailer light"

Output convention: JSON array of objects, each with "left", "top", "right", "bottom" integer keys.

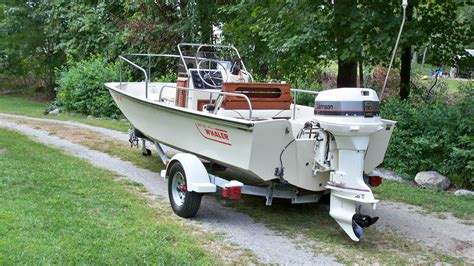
[
  {"left": 369, "top": 176, "right": 382, "bottom": 187},
  {"left": 222, "top": 188, "right": 230, "bottom": 198},
  {"left": 229, "top": 186, "right": 241, "bottom": 200},
  {"left": 222, "top": 187, "right": 241, "bottom": 200},
  {"left": 223, "top": 180, "right": 243, "bottom": 200}
]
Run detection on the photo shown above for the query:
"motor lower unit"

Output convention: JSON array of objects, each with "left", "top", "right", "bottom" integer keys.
[{"left": 311, "top": 87, "right": 392, "bottom": 241}]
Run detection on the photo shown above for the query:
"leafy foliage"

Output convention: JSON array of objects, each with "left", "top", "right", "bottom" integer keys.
[
  {"left": 0, "top": 1, "right": 64, "bottom": 94},
  {"left": 381, "top": 82, "right": 473, "bottom": 188},
  {"left": 0, "top": 0, "right": 225, "bottom": 95},
  {"left": 221, "top": 0, "right": 472, "bottom": 88},
  {"left": 0, "top": 0, "right": 472, "bottom": 189},
  {"left": 1, "top": 0, "right": 471, "bottom": 94},
  {"left": 56, "top": 56, "right": 123, "bottom": 118}
]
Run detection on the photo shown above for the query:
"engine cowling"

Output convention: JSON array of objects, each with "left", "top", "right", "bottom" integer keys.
[{"left": 313, "top": 87, "right": 383, "bottom": 136}]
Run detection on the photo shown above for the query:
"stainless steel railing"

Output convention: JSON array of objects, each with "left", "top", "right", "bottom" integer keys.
[
  {"left": 118, "top": 52, "right": 320, "bottom": 121},
  {"left": 177, "top": 43, "right": 249, "bottom": 74},
  {"left": 119, "top": 53, "right": 206, "bottom": 99},
  {"left": 119, "top": 55, "right": 149, "bottom": 98},
  {"left": 159, "top": 85, "right": 254, "bottom": 120},
  {"left": 119, "top": 51, "right": 242, "bottom": 99},
  {"left": 290, "top": 88, "right": 319, "bottom": 120}
]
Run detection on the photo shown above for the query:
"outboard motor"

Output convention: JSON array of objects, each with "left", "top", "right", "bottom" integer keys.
[{"left": 312, "top": 87, "right": 388, "bottom": 241}]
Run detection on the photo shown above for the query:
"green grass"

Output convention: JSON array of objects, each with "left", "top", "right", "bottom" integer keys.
[
  {"left": 232, "top": 196, "right": 462, "bottom": 264},
  {"left": 0, "top": 128, "right": 217, "bottom": 264},
  {"left": 1, "top": 94, "right": 472, "bottom": 262},
  {"left": 0, "top": 95, "right": 130, "bottom": 132},
  {"left": 103, "top": 144, "right": 165, "bottom": 173},
  {"left": 373, "top": 180, "right": 474, "bottom": 219},
  {"left": 416, "top": 78, "right": 471, "bottom": 94},
  {"left": 70, "top": 131, "right": 165, "bottom": 173},
  {"left": 47, "top": 126, "right": 466, "bottom": 263},
  {"left": 74, "top": 120, "right": 474, "bottom": 221}
]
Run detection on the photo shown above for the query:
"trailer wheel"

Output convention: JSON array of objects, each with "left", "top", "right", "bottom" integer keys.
[
  {"left": 168, "top": 162, "right": 202, "bottom": 218},
  {"left": 142, "top": 148, "right": 152, "bottom": 156}
]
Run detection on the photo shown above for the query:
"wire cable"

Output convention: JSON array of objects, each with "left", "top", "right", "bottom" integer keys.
[{"left": 380, "top": 1, "right": 408, "bottom": 100}]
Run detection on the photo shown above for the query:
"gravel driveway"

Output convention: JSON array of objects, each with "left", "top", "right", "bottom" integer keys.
[
  {"left": 0, "top": 118, "right": 338, "bottom": 265},
  {"left": 1, "top": 113, "right": 473, "bottom": 263}
]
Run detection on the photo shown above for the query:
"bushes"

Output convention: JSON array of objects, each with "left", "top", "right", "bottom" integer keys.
[
  {"left": 381, "top": 83, "right": 473, "bottom": 188},
  {"left": 367, "top": 66, "right": 400, "bottom": 99},
  {"left": 56, "top": 56, "right": 122, "bottom": 118}
]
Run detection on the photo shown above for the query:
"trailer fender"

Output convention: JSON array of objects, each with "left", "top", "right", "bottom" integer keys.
[{"left": 166, "top": 153, "right": 216, "bottom": 193}]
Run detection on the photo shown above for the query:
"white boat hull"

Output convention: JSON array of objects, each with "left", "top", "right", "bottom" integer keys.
[
  {"left": 106, "top": 81, "right": 396, "bottom": 242},
  {"left": 106, "top": 82, "right": 329, "bottom": 191}
]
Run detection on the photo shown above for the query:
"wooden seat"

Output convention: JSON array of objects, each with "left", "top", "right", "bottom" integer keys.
[{"left": 221, "top": 83, "right": 292, "bottom": 110}]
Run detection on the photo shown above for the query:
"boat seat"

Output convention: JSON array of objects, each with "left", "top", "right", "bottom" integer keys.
[
  {"left": 147, "top": 82, "right": 178, "bottom": 103},
  {"left": 221, "top": 82, "right": 292, "bottom": 110}
]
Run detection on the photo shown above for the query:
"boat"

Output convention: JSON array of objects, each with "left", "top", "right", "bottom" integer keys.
[{"left": 105, "top": 43, "right": 396, "bottom": 241}]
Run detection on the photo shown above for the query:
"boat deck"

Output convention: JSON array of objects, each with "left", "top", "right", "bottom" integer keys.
[{"left": 109, "top": 81, "right": 316, "bottom": 123}]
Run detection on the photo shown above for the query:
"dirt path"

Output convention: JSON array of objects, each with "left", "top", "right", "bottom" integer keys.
[
  {"left": 0, "top": 119, "right": 338, "bottom": 265},
  {"left": 363, "top": 202, "right": 474, "bottom": 262},
  {"left": 1, "top": 113, "right": 473, "bottom": 263}
]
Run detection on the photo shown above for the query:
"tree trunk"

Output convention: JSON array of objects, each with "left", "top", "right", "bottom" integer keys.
[
  {"left": 196, "top": 0, "right": 215, "bottom": 44},
  {"left": 334, "top": 0, "right": 358, "bottom": 88},
  {"left": 47, "top": 64, "right": 55, "bottom": 98},
  {"left": 399, "top": 1, "right": 413, "bottom": 100},
  {"left": 337, "top": 61, "right": 357, "bottom": 87},
  {"left": 400, "top": 46, "right": 411, "bottom": 99},
  {"left": 259, "top": 62, "right": 269, "bottom": 79},
  {"left": 359, "top": 61, "right": 364, "bottom": 87}
]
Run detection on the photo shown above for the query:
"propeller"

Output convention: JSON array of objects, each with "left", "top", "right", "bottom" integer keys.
[{"left": 352, "top": 206, "right": 379, "bottom": 240}]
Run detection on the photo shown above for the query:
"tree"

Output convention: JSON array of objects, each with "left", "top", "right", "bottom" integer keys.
[
  {"left": 221, "top": 0, "right": 471, "bottom": 93},
  {"left": 0, "top": 0, "right": 206, "bottom": 93},
  {"left": 397, "top": 0, "right": 471, "bottom": 99},
  {"left": 220, "top": 1, "right": 400, "bottom": 87},
  {"left": 1, "top": 0, "right": 470, "bottom": 97},
  {"left": 333, "top": 0, "right": 359, "bottom": 87},
  {"left": 399, "top": 1, "right": 414, "bottom": 100},
  {"left": 0, "top": 0, "right": 65, "bottom": 95},
  {"left": 221, "top": 1, "right": 337, "bottom": 83}
]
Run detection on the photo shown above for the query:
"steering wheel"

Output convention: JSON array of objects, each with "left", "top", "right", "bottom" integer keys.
[{"left": 196, "top": 59, "right": 229, "bottom": 88}]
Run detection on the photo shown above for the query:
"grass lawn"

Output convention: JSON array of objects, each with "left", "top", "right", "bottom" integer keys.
[
  {"left": 2, "top": 94, "right": 472, "bottom": 219},
  {"left": 232, "top": 196, "right": 462, "bottom": 264},
  {"left": 0, "top": 95, "right": 130, "bottom": 132},
  {"left": 8, "top": 120, "right": 465, "bottom": 264},
  {"left": 0, "top": 128, "right": 218, "bottom": 264},
  {"left": 373, "top": 180, "right": 474, "bottom": 219},
  {"left": 0, "top": 95, "right": 471, "bottom": 263},
  {"left": 0, "top": 118, "right": 166, "bottom": 173},
  {"left": 416, "top": 78, "right": 471, "bottom": 94}
]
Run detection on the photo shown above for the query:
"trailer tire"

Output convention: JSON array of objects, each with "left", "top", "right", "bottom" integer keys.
[
  {"left": 168, "top": 162, "right": 202, "bottom": 218},
  {"left": 142, "top": 148, "right": 152, "bottom": 156}
]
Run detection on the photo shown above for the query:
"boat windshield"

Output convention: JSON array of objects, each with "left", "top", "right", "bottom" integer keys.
[{"left": 177, "top": 43, "right": 249, "bottom": 76}]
